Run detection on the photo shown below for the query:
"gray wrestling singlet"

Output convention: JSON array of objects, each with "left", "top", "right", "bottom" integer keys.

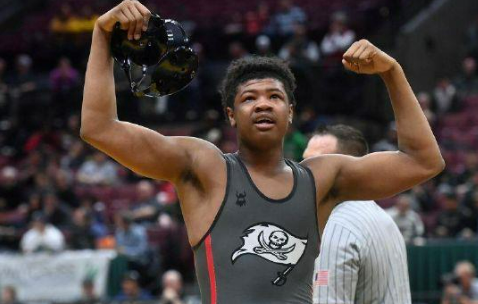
[{"left": 193, "top": 153, "right": 320, "bottom": 304}]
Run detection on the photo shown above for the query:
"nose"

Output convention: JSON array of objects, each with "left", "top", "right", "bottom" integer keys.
[{"left": 254, "top": 96, "right": 273, "bottom": 112}]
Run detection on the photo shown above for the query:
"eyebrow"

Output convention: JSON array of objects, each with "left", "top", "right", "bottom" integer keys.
[{"left": 240, "top": 88, "right": 285, "bottom": 96}]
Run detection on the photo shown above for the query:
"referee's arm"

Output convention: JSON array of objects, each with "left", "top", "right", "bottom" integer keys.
[{"left": 314, "top": 223, "right": 361, "bottom": 304}]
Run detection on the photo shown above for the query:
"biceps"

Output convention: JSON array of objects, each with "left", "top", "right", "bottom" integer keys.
[
  {"left": 336, "top": 152, "right": 433, "bottom": 201},
  {"left": 82, "top": 120, "right": 190, "bottom": 181}
]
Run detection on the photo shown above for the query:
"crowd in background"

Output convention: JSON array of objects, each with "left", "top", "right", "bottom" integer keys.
[{"left": 0, "top": 0, "right": 477, "bottom": 302}]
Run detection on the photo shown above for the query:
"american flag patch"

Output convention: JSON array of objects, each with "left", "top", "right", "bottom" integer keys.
[{"left": 315, "top": 270, "right": 329, "bottom": 286}]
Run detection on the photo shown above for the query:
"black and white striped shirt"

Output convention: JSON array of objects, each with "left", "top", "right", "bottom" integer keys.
[{"left": 313, "top": 200, "right": 411, "bottom": 304}]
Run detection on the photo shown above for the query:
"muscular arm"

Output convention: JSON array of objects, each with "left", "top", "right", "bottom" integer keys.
[
  {"left": 304, "top": 40, "right": 444, "bottom": 203},
  {"left": 80, "top": 2, "right": 221, "bottom": 183}
]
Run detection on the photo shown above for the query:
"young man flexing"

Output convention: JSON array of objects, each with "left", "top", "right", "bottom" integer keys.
[{"left": 81, "top": 1, "right": 444, "bottom": 303}]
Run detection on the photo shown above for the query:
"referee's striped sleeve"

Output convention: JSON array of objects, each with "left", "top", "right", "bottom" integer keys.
[{"left": 314, "top": 222, "right": 361, "bottom": 304}]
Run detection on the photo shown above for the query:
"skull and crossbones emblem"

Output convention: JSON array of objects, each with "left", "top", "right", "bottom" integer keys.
[{"left": 253, "top": 230, "right": 296, "bottom": 260}]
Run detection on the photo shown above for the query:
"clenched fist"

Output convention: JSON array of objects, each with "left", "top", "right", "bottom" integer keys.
[
  {"left": 342, "top": 39, "right": 398, "bottom": 75},
  {"left": 96, "top": 0, "right": 151, "bottom": 40}
]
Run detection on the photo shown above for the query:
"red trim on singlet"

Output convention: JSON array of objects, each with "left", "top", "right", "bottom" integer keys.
[{"left": 205, "top": 235, "right": 217, "bottom": 304}]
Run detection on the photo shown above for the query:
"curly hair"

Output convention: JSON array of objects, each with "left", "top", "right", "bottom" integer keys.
[{"left": 219, "top": 56, "right": 297, "bottom": 116}]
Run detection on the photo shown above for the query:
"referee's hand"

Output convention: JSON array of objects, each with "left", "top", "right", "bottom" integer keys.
[
  {"left": 342, "top": 39, "right": 398, "bottom": 75},
  {"left": 96, "top": 0, "right": 151, "bottom": 40}
]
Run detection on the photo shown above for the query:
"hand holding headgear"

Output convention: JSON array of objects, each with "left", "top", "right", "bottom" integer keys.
[
  {"left": 97, "top": 0, "right": 151, "bottom": 39},
  {"left": 99, "top": 0, "right": 199, "bottom": 97}
]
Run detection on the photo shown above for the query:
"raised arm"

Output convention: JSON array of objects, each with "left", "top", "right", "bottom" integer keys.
[
  {"left": 304, "top": 39, "right": 445, "bottom": 202},
  {"left": 80, "top": 1, "right": 221, "bottom": 183}
]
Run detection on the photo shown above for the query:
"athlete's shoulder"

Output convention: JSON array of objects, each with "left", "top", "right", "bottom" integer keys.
[{"left": 300, "top": 155, "right": 349, "bottom": 202}]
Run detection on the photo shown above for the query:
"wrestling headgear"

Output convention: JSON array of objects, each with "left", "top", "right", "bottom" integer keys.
[{"left": 111, "top": 14, "right": 198, "bottom": 97}]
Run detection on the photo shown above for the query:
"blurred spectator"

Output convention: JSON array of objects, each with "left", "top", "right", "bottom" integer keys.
[
  {"left": 442, "top": 261, "right": 478, "bottom": 304},
  {"left": 455, "top": 261, "right": 478, "bottom": 300},
  {"left": 268, "top": 0, "right": 306, "bottom": 37},
  {"left": 54, "top": 169, "right": 78, "bottom": 209},
  {"left": 454, "top": 57, "right": 478, "bottom": 97},
  {"left": 244, "top": 2, "right": 270, "bottom": 36},
  {"left": 114, "top": 271, "right": 153, "bottom": 301},
  {"left": 435, "top": 192, "right": 475, "bottom": 238},
  {"left": 130, "top": 180, "right": 170, "bottom": 226},
  {"left": 279, "top": 24, "right": 319, "bottom": 64},
  {"left": 77, "top": 279, "right": 100, "bottom": 304},
  {"left": 462, "top": 171, "right": 478, "bottom": 199},
  {"left": 115, "top": 212, "right": 148, "bottom": 266},
  {"left": 223, "top": 12, "right": 244, "bottom": 37},
  {"left": 372, "top": 122, "right": 398, "bottom": 152},
  {"left": 31, "top": 172, "right": 53, "bottom": 194},
  {"left": 466, "top": 15, "right": 478, "bottom": 60},
  {"left": 458, "top": 188, "right": 478, "bottom": 239},
  {"left": 9, "top": 54, "right": 38, "bottom": 98},
  {"left": 228, "top": 41, "right": 250, "bottom": 60},
  {"left": 20, "top": 211, "right": 65, "bottom": 253},
  {"left": 50, "top": 4, "right": 76, "bottom": 34},
  {"left": 410, "top": 182, "right": 436, "bottom": 213},
  {"left": 387, "top": 194, "right": 425, "bottom": 243},
  {"left": 191, "top": 110, "right": 223, "bottom": 146},
  {"left": 49, "top": 57, "right": 80, "bottom": 120},
  {"left": 61, "top": 114, "right": 81, "bottom": 149},
  {"left": 160, "top": 270, "right": 185, "bottom": 304},
  {"left": 50, "top": 57, "right": 80, "bottom": 94},
  {"left": 77, "top": 152, "right": 119, "bottom": 185},
  {"left": 1, "top": 286, "right": 21, "bottom": 304},
  {"left": 320, "top": 11, "right": 355, "bottom": 63},
  {"left": 463, "top": 188, "right": 478, "bottom": 218},
  {"left": 50, "top": 4, "right": 97, "bottom": 35},
  {"left": 417, "top": 92, "right": 436, "bottom": 125},
  {"left": 69, "top": 208, "right": 95, "bottom": 250},
  {"left": 23, "top": 124, "right": 61, "bottom": 154},
  {"left": 457, "top": 151, "right": 478, "bottom": 186},
  {"left": 441, "top": 283, "right": 462, "bottom": 304},
  {"left": 43, "top": 192, "right": 70, "bottom": 227},
  {"left": 72, "top": 6, "right": 99, "bottom": 33},
  {"left": 61, "top": 139, "right": 87, "bottom": 171},
  {"left": 255, "top": 35, "right": 274, "bottom": 57},
  {"left": 0, "top": 166, "right": 24, "bottom": 211},
  {"left": 22, "top": 192, "right": 42, "bottom": 225},
  {"left": 78, "top": 196, "right": 108, "bottom": 239},
  {"left": 283, "top": 125, "right": 307, "bottom": 161},
  {"left": 433, "top": 78, "right": 458, "bottom": 115},
  {"left": 18, "top": 150, "right": 46, "bottom": 185},
  {"left": 9, "top": 54, "right": 43, "bottom": 129}
]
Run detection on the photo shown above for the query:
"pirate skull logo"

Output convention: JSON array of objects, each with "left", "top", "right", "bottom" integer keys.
[
  {"left": 269, "top": 231, "right": 288, "bottom": 249},
  {"left": 253, "top": 230, "right": 296, "bottom": 260}
]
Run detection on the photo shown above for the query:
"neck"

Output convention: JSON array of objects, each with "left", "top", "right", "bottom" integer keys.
[{"left": 237, "top": 142, "right": 286, "bottom": 174}]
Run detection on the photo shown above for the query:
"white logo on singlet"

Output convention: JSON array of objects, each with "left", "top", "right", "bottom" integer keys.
[{"left": 231, "top": 223, "right": 307, "bottom": 266}]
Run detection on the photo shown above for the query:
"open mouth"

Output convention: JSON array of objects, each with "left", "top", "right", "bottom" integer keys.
[{"left": 254, "top": 117, "right": 275, "bottom": 130}]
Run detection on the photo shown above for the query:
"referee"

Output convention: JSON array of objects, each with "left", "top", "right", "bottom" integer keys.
[{"left": 303, "top": 125, "right": 411, "bottom": 304}]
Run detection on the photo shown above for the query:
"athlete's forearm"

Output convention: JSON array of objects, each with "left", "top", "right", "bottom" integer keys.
[
  {"left": 80, "top": 24, "right": 118, "bottom": 139},
  {"left": 380, "top": 63, "right": 444, "bottom": 174}
]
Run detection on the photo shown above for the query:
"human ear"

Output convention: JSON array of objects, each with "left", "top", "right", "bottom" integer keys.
[
  {"left": 289, "top": 104, "right": 293, "bottom": 124},
  {"left": 226, "top": 107, "right": 236, "bottom": 127}
]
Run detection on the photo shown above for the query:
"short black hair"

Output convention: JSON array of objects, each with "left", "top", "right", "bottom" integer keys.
[
  {"left": 314, "top": 124, "right": 369, "bottom": 157},
  {"left": 219, "top": 56, "right": 296, "bottom": 116}
]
